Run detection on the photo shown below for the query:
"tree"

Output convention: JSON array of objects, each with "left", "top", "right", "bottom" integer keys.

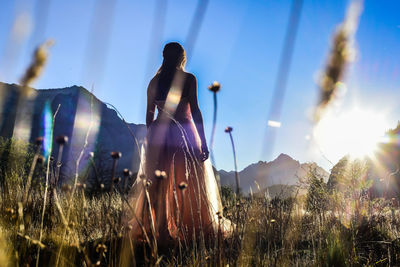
[
  {"left": 305, "top": 167, "right": 329, "bottom": 222},
  {"left": 327, "top": 155, "right": 349, "bottom": 192}
]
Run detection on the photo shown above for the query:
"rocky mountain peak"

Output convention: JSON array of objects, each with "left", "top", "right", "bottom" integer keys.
[
  {"left": 0, "top": 82, "right": 146, "bottom": 188},
  {"left": 273, "top": 153, "right": 294, "bottom": 163},
  {"left": 219, "top": 153, "right": 328, "bottom": 194}
]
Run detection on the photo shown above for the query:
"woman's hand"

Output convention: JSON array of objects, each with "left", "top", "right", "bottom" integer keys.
[{"left": 199, "top": 143, "right": 209, "bottom": 162}]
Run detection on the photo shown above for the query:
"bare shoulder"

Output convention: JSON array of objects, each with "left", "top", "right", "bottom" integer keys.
[
  {"left": 147, "top": 75, "right": 159, "bottom": 92},
  {"left": 182, "top": 72, "right": 197, "bottom": 92},
  {"left": 184, "top": 71, "right": 197, "bottom": 83},
  {"left": 149, "top": 75, "right": 159, "bottom": 85}
]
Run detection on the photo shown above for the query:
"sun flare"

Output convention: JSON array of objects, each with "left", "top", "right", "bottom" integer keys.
[{"left": 313, "top": 107, "right": 390, "bottom": 159}]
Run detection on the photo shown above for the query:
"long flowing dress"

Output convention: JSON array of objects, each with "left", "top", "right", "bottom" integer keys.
[{"left": 128, "top": 74, "right": 231, "bottom": 245}]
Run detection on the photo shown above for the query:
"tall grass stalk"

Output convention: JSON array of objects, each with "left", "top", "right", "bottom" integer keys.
[
  {"left": 208, "top": 81, "right": 221, "bottom": 167},
  {"left": 36, "top": 104, "right": 60, "bottom": 267},
  {"left": 314, "top": 1, "right": 362, "bottom": 122},
  {"left": 23, "top": 137, "right": 43, "bottom": 205},
  {"left": 225, "top": 127, "right": 240, "bottom": 196}
]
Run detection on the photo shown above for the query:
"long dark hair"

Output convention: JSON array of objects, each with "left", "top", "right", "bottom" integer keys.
[{"left": 157, "top": 42, "right": 186, "bottom": 75}]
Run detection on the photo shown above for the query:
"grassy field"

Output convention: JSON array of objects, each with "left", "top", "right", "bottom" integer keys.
[{"left": 0, "top": 138, "right": 399, "bottom": 267}]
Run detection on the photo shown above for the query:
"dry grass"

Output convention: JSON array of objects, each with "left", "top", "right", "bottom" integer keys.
[{"left": 0, "top": 139, "right": 399, "bottom": 266}]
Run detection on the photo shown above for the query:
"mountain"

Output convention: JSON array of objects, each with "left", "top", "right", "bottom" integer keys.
[
  {"left": 219, "top": 153, "right": 328, "bottom": 195},
  {"left": 0, "top": 82, "right": 146, "bottom": 185},
  {"left": 0, "top": 82, "right": 328, "bottom": 193}
]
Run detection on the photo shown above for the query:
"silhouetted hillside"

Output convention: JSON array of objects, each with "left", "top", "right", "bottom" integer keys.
[
  {"left": 219, "top": 153, "right": 328, "bottom": 194},
  {"left": 0, "top": 82, "right": 146, "bottom": 185}
]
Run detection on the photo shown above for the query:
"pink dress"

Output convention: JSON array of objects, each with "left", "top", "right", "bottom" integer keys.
[{"left": 128, "top": 96, "right": 231, "bottom": 245}]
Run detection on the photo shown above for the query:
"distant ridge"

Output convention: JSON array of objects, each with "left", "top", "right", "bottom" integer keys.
[{"left": 219, "top": 153, "right": 328, "bottom": 195}]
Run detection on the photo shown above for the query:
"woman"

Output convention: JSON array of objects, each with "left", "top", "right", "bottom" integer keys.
[{"left": 128, "top": 42, "right": 230, "bottom": 245}]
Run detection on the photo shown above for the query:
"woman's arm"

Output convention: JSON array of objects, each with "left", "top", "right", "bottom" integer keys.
[
  {"left": 188, "top": 74, "right": 209, "bottom": 161},
  {"left": 146, "top": 80, "right": 156, "bottom": 128}
]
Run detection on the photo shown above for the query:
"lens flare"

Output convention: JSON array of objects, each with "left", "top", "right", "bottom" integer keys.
[
  {"left": 41, "top": 100, "right": 53, "bottom": 158},
  {"left": 314, "top": 107, "right": 390, "bottom": 160},
  {"left": 67, "top": 92, "right": 101, "bottom": 177}
]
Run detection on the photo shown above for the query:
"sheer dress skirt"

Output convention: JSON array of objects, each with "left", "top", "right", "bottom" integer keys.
[{"left": 127, "top": 114, "right": 231, "bottom": 245}]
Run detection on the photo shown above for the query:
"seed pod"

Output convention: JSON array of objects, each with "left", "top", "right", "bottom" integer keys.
[
  {"left": 76, "top": 183, "right": 86, "bottom": 189},
  {"left": 155, "top": 170, "right": 167, "bottom": 179},
  {"left": 178, "top": 182, "right": 188, "bottom": 190},
  {"left": 123, "top": 168, "right": 131, "bottom": 177},
  {"left": 208, "top": 81, "right": 221, "bottom": 93},
  {"left": 56, "top": 135, "right": 68, "bottom": 145},
  {"left": 37, "top": 155, "right": 45, "bottom": 164},
  {"left": 111, "top": 151, "right": 122, "bottom": 159},
  {"left": 224, "top": 126, "right": 233, "bottom": 133},
  {"left": 96, "top": 243, "right": 107, "bottom": 253},
  {"left": 35, "top": 136, "right": 44, "bottom": 146}
]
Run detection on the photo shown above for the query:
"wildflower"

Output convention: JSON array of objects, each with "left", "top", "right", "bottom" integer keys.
[
  {"left": 224, "top": 126, "right": 233, "bottom": 133},
  {"left": 56, "top": 135, "right": 68, "bottom": 145},
  {"left": 178, "top": 182, "right": 188, "bottom": 190},
  {"left": 35, "top": 136, "right": 44, "bottom": 146},
  {"left": 76, "top": 183, "right": 86, "bottom": 190},
  {"left": 110, "top": 151, "right": 122, "bottom": 159},
  {"left": 208, "top": 81, "right": 221, "bottom": 93},
  {"left": 123, "top": 168, "right": 132, "bottom": 177},
  {"left": 145, "top": 179, "right": 152, "bottom": 187},
  {"left": 89, "top": 151, "right": 94, "bottom": 158},
  {"left": 270, "top": 219, "right": 276, "bottom": 223},
  {"left": 37, "top": 155, "right": 45, "bottom": 164},
  {"left": 155, "top": 170, "right": 167, "bottom": 179},
  {"left": 113, "top": 177, "right": 121, "bottom": 184},
  {"left": 5, "top": 208, "right": 15, "bottom": 215},
  {"left": 96, "top": 243, "right": 107, "bottom": 253}
]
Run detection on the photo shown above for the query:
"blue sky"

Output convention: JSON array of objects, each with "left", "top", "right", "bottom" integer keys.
[{"left": 1, "top": 0, "right": 400, "bottom": 172}]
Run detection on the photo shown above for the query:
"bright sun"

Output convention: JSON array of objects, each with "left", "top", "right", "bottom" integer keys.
[{"left": 313, "top": 107, "right": 390, "bottom": 159}]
